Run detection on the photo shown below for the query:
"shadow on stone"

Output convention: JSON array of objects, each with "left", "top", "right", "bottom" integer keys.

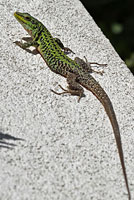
[{"left": 0, "top": 131, "right": 24, "bottom": 149}]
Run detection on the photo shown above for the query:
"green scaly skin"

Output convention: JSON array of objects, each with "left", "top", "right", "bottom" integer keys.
[{"left": 14, "top": 12, "right": 131, "bottom": 199}]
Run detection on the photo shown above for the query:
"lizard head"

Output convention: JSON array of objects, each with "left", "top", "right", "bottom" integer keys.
[{"left": 14, "top": 12, "right": 43, "bottom": 38}]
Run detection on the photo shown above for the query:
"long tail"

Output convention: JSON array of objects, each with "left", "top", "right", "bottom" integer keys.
[
  {"left": 103, "top": 95, "right": 131, "bottom": 200},
  {"left": 80, "top": 75, "right": 131, "bottom": 200}
]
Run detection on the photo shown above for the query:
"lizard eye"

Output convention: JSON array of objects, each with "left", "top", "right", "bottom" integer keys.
[{"left": 25, "top": 16, "right": 30, "bottom": 20}]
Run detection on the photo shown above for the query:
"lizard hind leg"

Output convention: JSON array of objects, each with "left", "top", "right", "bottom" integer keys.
[
  {"left": 74, "top": 56, "right": 107, "bottom": 75},
  {"left": 51, "top": 72, "right": 85, "bottom": 102}
]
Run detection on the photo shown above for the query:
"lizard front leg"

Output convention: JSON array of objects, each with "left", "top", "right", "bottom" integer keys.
[
  {"left": 51, "top": 72, "right": 84, "bottom": 102},
  {"left": 54, "top": 38, "right": 75, "bottom": 54},
  {"left": 14, "top": 39, "right": 39, "bottom": 54},
  {"left": 14, "top": 40, "right": 38, "bottom": 49}
]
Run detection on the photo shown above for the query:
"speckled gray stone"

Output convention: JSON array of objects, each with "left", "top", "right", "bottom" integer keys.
[{"left": 0, "top": 0, "right": 134, "bottom": 200}]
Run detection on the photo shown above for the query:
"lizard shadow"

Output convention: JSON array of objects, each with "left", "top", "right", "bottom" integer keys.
[{"left": 0, "top": 131, "right": 25, "bottom": 149}]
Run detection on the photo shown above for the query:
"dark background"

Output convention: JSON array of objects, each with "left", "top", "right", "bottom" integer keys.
[{"left": 80, "top": 0, "right": 134, "bottom": 74}]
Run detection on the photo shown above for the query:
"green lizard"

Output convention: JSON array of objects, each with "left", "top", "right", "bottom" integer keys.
[{"left": 14, "top": 12, "right": 131, "bottom": 199}]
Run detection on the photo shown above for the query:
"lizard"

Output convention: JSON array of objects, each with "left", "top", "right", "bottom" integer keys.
[{"left": 14, "top": 12, "right": 131, "bottom": 199}]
